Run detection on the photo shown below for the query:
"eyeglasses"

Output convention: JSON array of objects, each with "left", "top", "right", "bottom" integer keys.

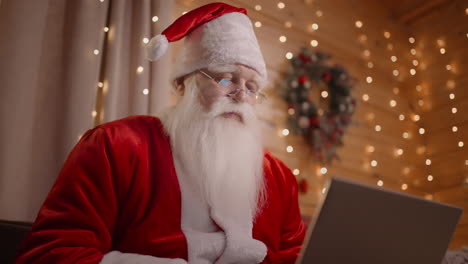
[{"left": 198, "top": 70, "right": 266, "bottom": 103}]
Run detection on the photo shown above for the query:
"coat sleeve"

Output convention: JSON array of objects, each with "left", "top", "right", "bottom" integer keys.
[
  {"left": 275, "top": 163, "right": 306, "bottom": 264},
  {"left": 15, "top": 127, "right": 119, "bottom": 264}
]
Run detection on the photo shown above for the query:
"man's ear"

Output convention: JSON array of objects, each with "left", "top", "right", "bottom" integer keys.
[{"left": 173, "top": 78, "right": 185, "bottom": 96}]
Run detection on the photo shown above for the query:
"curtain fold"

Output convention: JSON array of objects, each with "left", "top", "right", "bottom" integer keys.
[{"left": 0, "top": 0, "right": 173, "bottom": 221}]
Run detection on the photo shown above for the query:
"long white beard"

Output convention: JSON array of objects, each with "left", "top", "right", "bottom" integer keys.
[{"left": 160, "top": 76, "right": 266, "bottom": 224}]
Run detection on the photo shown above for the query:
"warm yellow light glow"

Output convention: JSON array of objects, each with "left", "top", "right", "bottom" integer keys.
[
  {"left": 389, "top": 100, "right": 397, "bottom": 107},
  {"left": 452, "top": 107, "right": 457, "bottom": 114},
  {"left": 286, "top": 146, "right": 293, "bottom": 152},
  {"left": 416, "top": 85, "right": 422, "bottom": 92},
  {"left": 293, "top": 169, "right": 300, "bottom": 175},
  {"left": 321, "top": 91, "right": 329, "bottom": 98},
  {"left": 254, "top": 21, "right": 262, "bottom": 28},
  {"left": 320, "top": 167, "right": 328, "bottom": 174},
  {"left": 403, "top": 167, "right": 410, "bottom": 175},
  {"left": 446, "top": 64, "right": 452, "bottom": 71},
  {"left": 279, "top": 36, "right": 287, "bottom": 42},
  {"left": 367, "top": 62, "right": 374, "bottom": 68},
  {"left": 459, "top": 141, "right": 464, "bottom": 148},
  {"left": 103, "top": 27, "right": 109, "bottom": 32},
  {"left": 402, "top": 132, "right": 410, "bottom": 139},
  {"left": 412, "top": 59, "right": 419, "bottom": 66},
  {"left": 93, "top": 49, "right": 100, "bottom": 55},
  {"left": 284, "top": 21, "right": 292, "bottom": 28},
  {"left": 277, "top": 2, "right": 285, "bottom": 9},
  {"left": 311, "top": 23, "right": 319, "bottom": 30},
  {"left": 409, "top": 37, "right": 415, "bottom": 43},
  {"left": 98, "top": 82, "right": 104, "bottom": 88},
  {"left": 143, "top": 38, "right": 149, "bottom": 44},
  {"left": 285, "top": 52, "right": 293, "bottom": 59},
  {"left": 310, "top": 40, "right": 318, "bottom": 47},
  {"left": 410, "top": 49, "right": 416, "bottom": 55},
  {"left": 288, "top": 108, "right": 295, "bottom": 115},
  {"left": 377, "top": 180, "right": 383, "bottom": 187},
  {"left": 419, "top": 128, "right": 425, "bottom": 134},
  {"left": 375, "top": 125, "right": 382, "bottom": 132},
  {"left": 371, "top": 160, "right": 378, "bottom": 167},
  {"left": 452, "top": 126, "right": 458, "bottom": 132},
  {"left": 410, "top": 69, "right": 416, "bottom": 75},
  {"left": 282, "top": 129, "right": 290, "bottom": 136},
  {"left": 396, "top": 148, "right": 404, "bottom": 156},
  {"left": 254, "top": 5, "right": 262, "bottom": 11},
  {"left": 366, "top": 76, "right": 373, "bottom": 83},
  {"left": 440, "top": 48, "right": 446, "bottom": 54},
  {"left": 449, "top": 93, "right": 455, "bottom": 100},
  {"left": 393, "top": 70, "right": 399, "bottom": 76},
  {"left": 143, "top": 88, "right": 149, "bottom": 95},
  {"left": 418, "top": 100, "right": 424, "bottom": 106},
  {"left": 366, "top": 145, "right": 375, "bottom": 153},
  {"left": 413, "top": 114, "right": 420, "bottom": 122},
  {"left": 393, "top": 87, "right": 399, "bottom": 94},
  {"left": 137, "top": 66, "right": 144, "bottom": 74},
  {"left": 91, "top": 110, "right": 97, "bottom": 117},
  {"left": 426, "top": 159, "right": 431, "bottom": 166},
  {"left": 399, "top": 114, "right": 405, "bottom": 121},
  {"left": 152, "top": 16, "right": 159, "bottom": 22},
  {"left": 391, "top": 56, "right": 397, "bottom": 62},
  {"left": 427, "top": 175, "right": 433, "bottom": 181},
  {"left": 384, "top": 31, "right": 391, "bottom": 39},
  {"left": 355, "top": 21, "right": 363, "bottom": 28},
  {"left": 401, "top": 183, "right": 408, "bottom": 190},
  {"left": 316, "top": 10, "right": 323, "bottom": 17}
]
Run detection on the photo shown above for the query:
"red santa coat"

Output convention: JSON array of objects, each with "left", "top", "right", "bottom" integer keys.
[{"left": 15, "top": 115, "right": 305, "bottom": 264}]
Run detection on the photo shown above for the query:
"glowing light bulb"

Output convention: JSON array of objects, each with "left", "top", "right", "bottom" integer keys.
[
  {"left": 384, "top": 31, "right": 391, "bottom": 39},
  {"left": 366, "top": 76, "right": 373, "bottom": 83},
  {"left": 310, "top": 40, "right": 318, "bottom": 47},
  {"left": 410, "top": 49, "right": 416, "bottom": 55},
  {"left": 362, "top": 94, "right": 369, "bottom": 101},
  {"left": 103, "top": 27, "right": 109, "bottom": 32},
  {"left": 410, "top": 69, "right": 416, "bottom": 75},
  {"left": 98, "top": 82, "right": 104, "bottom": 88},
  {"left": 152, "top": 16, "right": 159, "bottom": 22},
  {"left": 452, "top": 107, "right": 457, "bottom": 114},
  {"left": 137, "top": 66, "right": 144, "bottom": 73},
  {"left": 91, "top": 110, "right": 97, "bottom": 117},
  {"left": 93, "top": 49, "right": 100, "bottom": 55},
  {"left": 399, "top": 114, "right": 405, "bottom": 121},
  {"left": 366, "top": 145, "right": 375, "bottom": 153},
  {"left": 402, "top": 132, "right": 410, "bottom": 139},
  {"left": 143, "top": 88, "right": 149, "bottom": 95},
  {"left": 311, "top": 23, "right": 319, "bottom": 30},
  {"left": 427, "top": 175, "right": 433, "bottom": 181},
  {"left": 459, "top": 141, "right": 464, "bottom": 147},
  {"left": 408, "top": 37, "right": 415, "bottom": 43},
  {"left": 355, "top": 21, "right": 363, "bottom": 28},
  {"left": 391, "top": 56, "right": 397, "bottom": 62},
  {"left": 277, "top": 2, "right": 285, "bottom": 9},
  {"left": 449, "top": 93, "right": 455, "bottom": 100},
  {"left": 390, "top": 100, "right": 397, "bottom": 107},
  {"left": 142, "top": 38, "right": 149, "bottom": 44},
  {"left": 440, "top": 48, "right": 446, "bottom": 54},
  {"left": 254, "top": 5, "right": 262, "bottom": 11},
  {"left": 320, "top": 167, "right": 328, "bottom": 174},
  {"left": 401, "top": 183, "right": 408, "bottom": 190},
  {"left": 285, "top": 52, "right": 293, "bottom": 59},
  {"left": 452, "top": 126, "right": 458, "bottom": 132},
  {"left": 426, "top": 159, "right": 431, "bottom": 165},
  {"left": 375, "top": 125, "right": 382, "bottom": 132},
  {"left": 254, "top": 21, "right": 262, "bottom": 28},
  {"left": 282, "top": 129, "right": 290, "bottom": 136},
  {"left": 286, "top": 146, "right": 293, "bottom": 152},
  {"left": 321, "top": 91, "right": 329, "bottom": 98},
  {"left": 412, "top": 60, "right": 419, "bottom": 66},
  {"left": 377, "top": 180, "right": 383, "bottom": 186},
  {"left": 371, "top": 160, "right": 378, "bottom": 167},
  {"left": 293, "top": 169, "right": 300, "bottom": 175},
  {"left": 279, "top": 36, "right": 287, "bottom": 42},
  {"left": 393, "top": 70, "right": 399, "bottom": 76},
  {"left": 419, "top": 128, "right": 425, "bottom": 134}
]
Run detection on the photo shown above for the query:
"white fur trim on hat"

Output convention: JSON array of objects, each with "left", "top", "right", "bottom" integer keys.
[
  {"left": 146, "top": 34, "right": 169, "bottom": 61},
  {"left": 173, "top": 12, "right": 267, "bottom": 83}
]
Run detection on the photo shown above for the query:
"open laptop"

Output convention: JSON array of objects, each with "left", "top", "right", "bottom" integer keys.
[{"left": 297, "top": 177, "right": 463, "bottom": 264}]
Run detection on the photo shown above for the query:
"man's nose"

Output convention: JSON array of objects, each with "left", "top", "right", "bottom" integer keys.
[{"left": 230, "top": 87, "right": 249, "bottom": 103}]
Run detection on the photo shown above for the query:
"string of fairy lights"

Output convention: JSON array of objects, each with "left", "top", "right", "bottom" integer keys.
[
  {"left": 87, "top": 1, "right": 467, "bottom": 191},
  {"left": 249, "top": 1, "right": 468, "bottom": 197}
]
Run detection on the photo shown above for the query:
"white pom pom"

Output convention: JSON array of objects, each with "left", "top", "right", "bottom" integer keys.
[{"left": 145, "top": 34, "right": 169, "bottom": 61}]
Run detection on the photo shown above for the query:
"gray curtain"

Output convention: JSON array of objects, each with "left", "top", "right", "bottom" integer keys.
[{"left": 0, "top": 0, "right": 174, "bottom": 221}]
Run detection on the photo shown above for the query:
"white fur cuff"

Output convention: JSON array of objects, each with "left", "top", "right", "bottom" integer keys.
[{"left": 100, "top": 251, "right": 187, "bottom": 264}]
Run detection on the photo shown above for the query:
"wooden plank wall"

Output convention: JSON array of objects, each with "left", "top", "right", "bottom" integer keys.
[
  {"left": 406, "top": 0, "right": 467, "bottom": 249},
  {"left": 172, "top": 0, "right": 466, "bottom": 249}
]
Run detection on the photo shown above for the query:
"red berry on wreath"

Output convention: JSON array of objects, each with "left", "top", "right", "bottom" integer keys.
[
  {"left": 322, "top": 72, "right": 332, "bottom": 82},
  {"left": 298, "top": 75, "right": 308, "bottom": 84}
]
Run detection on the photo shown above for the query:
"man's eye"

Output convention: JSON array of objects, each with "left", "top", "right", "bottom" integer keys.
[{"left": 218, "top": 79, "right": 232, "bottom": 87}]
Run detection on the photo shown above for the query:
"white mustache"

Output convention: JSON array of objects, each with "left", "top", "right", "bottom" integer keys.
[{"left": 207, "top": 97, "right": 256, "bottom": 123}]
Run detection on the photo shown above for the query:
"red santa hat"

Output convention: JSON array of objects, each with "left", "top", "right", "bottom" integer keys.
[{"left": 145, "top": 2, "right": 267, "bottom": 83}]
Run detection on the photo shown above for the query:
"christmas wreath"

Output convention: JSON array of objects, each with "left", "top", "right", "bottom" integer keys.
[{"left": 279, "top": 48, "right": 356, "bottom": 164}]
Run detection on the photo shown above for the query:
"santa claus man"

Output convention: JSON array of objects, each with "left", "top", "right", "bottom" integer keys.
[{"left": 15, "top": 2, "right": 305, "bottom": 264}]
